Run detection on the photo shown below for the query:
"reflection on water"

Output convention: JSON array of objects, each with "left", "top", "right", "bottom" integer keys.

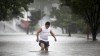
[
  {"left": 39, "top": 51, "right": 49, "bottom": 56},
  {"left": 29, "top": 50, "right": 50, "bottom": 56}
]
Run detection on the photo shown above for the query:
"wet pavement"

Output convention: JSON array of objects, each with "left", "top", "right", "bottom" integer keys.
[{"left": 0, "top": 34, "right": 100, "bottom": 56}]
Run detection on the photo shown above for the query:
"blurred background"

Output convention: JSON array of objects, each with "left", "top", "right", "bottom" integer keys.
[{"left": 0, "top": 0, "right": 100, "bottom": 40}]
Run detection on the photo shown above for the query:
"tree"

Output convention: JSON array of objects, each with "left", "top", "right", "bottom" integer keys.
[
  {"left": 0, "top": 0, "right": 34, "bottom": 21},
  {"left": 60, "top": 0, "right": 100, "bottom": 41},
  {"left": 30, "top": 10, "right": 42, "bottom": 25},
  {"left": 27, "top": 10, "right": 43, "bottom": 34},
  {"left": 71, "top": 14, "right": 86, "bottom": 33},
  {"left": 51, "top": 6, "right": 72, "bottom": 34}
]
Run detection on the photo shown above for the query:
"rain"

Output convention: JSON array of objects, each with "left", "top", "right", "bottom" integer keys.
[{"left": 0, "top": 0, "right": 100, "bottom": 56}]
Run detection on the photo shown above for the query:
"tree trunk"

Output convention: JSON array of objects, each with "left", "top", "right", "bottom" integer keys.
[
  {"left": 91, "top": 27, "right": 98, "bottom": 41},
  {"left": 26, "top": 27, "right": 29, "bottom": 34},
  {"left": 68, "top": 24, "right": 71, "bottom": 37},
  {"left": 68, "top": 31, "right": 71, "bottom": 37},
  {"left": 92, "top": 30, "right": 97, "bottom": 41},
  {"left": 84, "top": 10, "right": 99, "bottom": 41},
  {"left": 61, "top": 27, "right": 65, "bottom": 34},
  {"left": 68, "top": 28, "right": 71, "bottom": 37}
]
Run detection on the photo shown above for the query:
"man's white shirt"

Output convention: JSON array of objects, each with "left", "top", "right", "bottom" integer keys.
[{"left": 39, "top": 26, "right": 51, "bottom": 41}]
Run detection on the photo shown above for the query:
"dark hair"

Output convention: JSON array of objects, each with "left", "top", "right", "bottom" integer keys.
[{"left": 45, "top": 22, "right": 50, "bottom": 25}]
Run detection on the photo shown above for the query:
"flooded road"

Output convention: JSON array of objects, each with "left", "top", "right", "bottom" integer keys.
[{"left": 0, "top": 35, "right": 100, "bottom": 56}]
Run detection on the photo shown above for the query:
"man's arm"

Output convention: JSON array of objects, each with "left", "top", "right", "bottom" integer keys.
[
  {"left": 50, "top": 30, "right": 57, "bottom": 41},
  {"left": 36, "top": 28, "right": 42, "bottom": 42}
]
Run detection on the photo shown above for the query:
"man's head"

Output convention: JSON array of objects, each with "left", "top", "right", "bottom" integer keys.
[{"left": 45, "top": 22, "right": 50, "bottom": 29}]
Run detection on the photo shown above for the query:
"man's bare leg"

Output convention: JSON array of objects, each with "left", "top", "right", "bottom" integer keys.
[
  {"left": 45, "top": 47, "right": 48, "bottom": 51},
  {"left": 40, "top": 43, "right": 45, "bottom": 51}
]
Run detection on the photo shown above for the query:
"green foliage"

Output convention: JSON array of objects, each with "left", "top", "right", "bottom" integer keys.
[
  {"left": 51, "top": 6, "right": 72, "bottom": 28},
  {"left": 0, "top": 0, "right": 34, "bottom": 21},
  {"left": 29, "top": 10, "right": 42, "bottom": 29},
  {"left": 71, "top": 14, "right": 86, "bottom": 32},
  {"left": 60, "top": 0, "right": 100, "bottom": 26},
  {"left": 60, "top": 0, "right": 100, "bottom": 40}
]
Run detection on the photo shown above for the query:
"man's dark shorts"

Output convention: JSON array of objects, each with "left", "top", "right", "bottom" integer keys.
[{"left": 39, "top": 40, "right": 49, "bottom": 47}]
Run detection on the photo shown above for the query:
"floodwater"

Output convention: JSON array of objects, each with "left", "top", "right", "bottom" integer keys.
[{"left": 0, "top": 35, "right": 100, "bottom": 56}]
